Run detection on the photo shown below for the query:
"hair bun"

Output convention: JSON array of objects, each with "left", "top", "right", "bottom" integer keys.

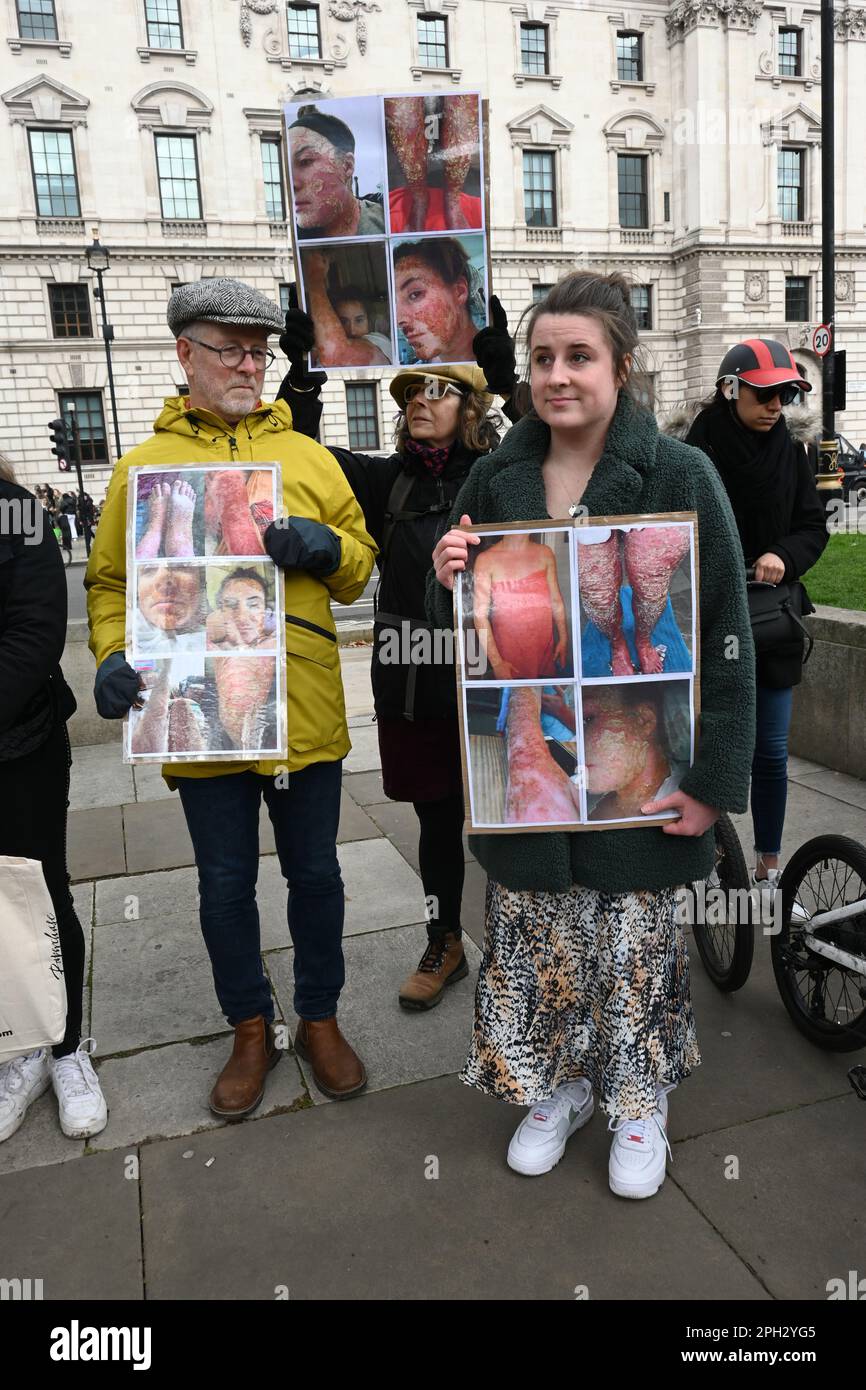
[{"left": 606, "top": 272, "right": 633, "bottom": 308}]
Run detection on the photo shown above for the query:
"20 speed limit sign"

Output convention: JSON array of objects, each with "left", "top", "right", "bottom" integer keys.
[{"left": 812, "top": 324, "right": 832, "bottom": 356}]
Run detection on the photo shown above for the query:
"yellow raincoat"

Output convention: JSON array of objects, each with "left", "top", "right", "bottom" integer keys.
[{"left": 85, "top": 397, "right": 377, "bottom": 780}]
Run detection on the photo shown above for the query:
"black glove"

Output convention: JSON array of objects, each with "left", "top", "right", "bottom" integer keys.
[
  {"left": 264, "top": 517, "right": 341, "bottom": 577},
  {"left": 472, "top": 294, "right": 518, "bottom": 397},
  {"left": 278, "top": 285, "right": 328, "bottom": 394},
  {"left": 94, "top": 652, "right": 142, "bottom": 720}
]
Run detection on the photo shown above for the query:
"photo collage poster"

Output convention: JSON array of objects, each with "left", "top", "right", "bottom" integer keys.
[
  {"left": 123, "top": 465, "right": 287, "bottom": 764},
  {"left": 283, "top": 92, "right": 489, "bottom": 371},
  {"left": 454, "top": 514, "right": 700, "bottom": 832}
]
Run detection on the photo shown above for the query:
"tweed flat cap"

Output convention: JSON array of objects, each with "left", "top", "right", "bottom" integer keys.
[{"left": 167, "top": 277, "right": 285, "bottom": 338}]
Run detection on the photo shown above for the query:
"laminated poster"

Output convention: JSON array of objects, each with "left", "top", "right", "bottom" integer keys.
[
  {"left": 283, "top": 91, "right": 489, "bottom": 371},
  {"left": 454, "top": 514, "right": 700, "bottom": 833},
  {"left": 123, "top": 464, "right": 287, "bottom": 764}
]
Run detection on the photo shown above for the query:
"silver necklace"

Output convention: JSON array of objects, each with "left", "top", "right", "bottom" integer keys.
[{"left": 553, "top": 463, "right": 588, "bottom": 518}]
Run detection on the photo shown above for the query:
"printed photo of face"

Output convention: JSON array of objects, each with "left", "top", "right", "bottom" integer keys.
[
  {"left": 138, "top": 565, "right": 202, "bottom": 633},
  {"left": 335, "top": 296, "right": 370, "bottom": 339},
  {"left": 207, "top": 569, "right": 273, "bottom": 650}
]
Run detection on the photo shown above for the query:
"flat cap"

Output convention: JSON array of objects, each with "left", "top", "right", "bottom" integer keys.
[{"left": 167, "top": 277, "right": 285, "bottom": 338}]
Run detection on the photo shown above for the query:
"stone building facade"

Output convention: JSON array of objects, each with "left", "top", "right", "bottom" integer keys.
[{"left": 1, "top": 0, "right": 864, "bottom": 497}]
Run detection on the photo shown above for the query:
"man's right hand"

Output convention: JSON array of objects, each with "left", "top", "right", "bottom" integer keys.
[
  {"left": 278, "top": 285, "right": 327, "bottom": 395},
  {"left": 94, "top": 652, "right": 143, "bottom": 719}
]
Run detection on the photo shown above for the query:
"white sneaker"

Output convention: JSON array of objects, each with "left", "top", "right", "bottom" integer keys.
[
  {"left": 0, "top": 1049, "right": 51, "bottom": 1143},
  {"left": 49, "top": 1038, "right": 108, "bottom": 1139},
  {"left": 507, "top": 1080, "right": 594, "bottom": 1176},
  {"left": 608, "top": 1083, "right": 675, "bottom": 1199}
]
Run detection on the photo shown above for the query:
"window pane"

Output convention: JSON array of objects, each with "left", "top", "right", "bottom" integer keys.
[
  {"left": 523, "top": 150, "right": 556, "bottom": 227},
  {"left": 17, "top": 0, "right": 57, "bottom": 40},
  {"left": 156, "top": 134, "right": 201, "bottom": 219},
  {"left": 418, "top": 14, "right": 448, "bottom": 67},
  {"left": 778, "top": 147, "right": 803, "bottom": 221},
  {"left": 520, "top": 23, "right": 548, "bottom": 74},
  {"left": 49, "top": 284, "right": 92, "bottom": 338},
  {"left": 145, "top": 0, "right": 183, "bottom": 48},
  {"left": 287, "top": 3, "right": 321, "bottom": 59},
  {"left": 632, "top": 372, "right": 655, "bottom": 409},
  {"left": 29, "top": 129, "right": 79, "bottom": 217},
  {"left": 60, "top": 392, "right": 108, "bottom": 464},
  {"left": 532, "top": 283, "right": 553, "bottom": 304},
  {"left": 785, "top": 275, "right": 809, "bottom": 322},
  {"left": 633, "top": 284, "right": 652, "bottom": 330},
  {"left": 616, "top": 31, "right": 642, "bottom": 82},
  {"left": 279, "top": 283, "right": 292, "bottom": 314},
  {"left": 778, "top": 27, "right": 800, "bottom": 77},
  {"left": 617, "top": 154, "right": 648, "bottom": 228},
  {"left": 346, "top": 383, "right": 380, "bottom": 451},
  {"left": 261, "top": 138, "right": 285, "bottom": 220}
]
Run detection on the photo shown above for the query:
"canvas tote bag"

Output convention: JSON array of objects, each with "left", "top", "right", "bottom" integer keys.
[{"left": 0, "top": 857, "right": 67, "bottom": 1061}]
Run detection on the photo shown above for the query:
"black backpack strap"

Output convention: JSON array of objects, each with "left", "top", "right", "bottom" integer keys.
[{"left": 380, "top": 469, "right": 418, "bottom": 568}]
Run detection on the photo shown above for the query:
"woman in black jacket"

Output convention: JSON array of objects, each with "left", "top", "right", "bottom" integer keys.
[
  {"left": 278, "top": 298, "right": 517, "bottom": 1008},
  {"left": 684, "top": 339, "right": 828, "bottom": 889},
  {"left": 0, "top": 460, "right": 108, "bottom": 1144}
]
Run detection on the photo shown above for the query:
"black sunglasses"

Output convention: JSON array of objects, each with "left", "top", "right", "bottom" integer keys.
[{"left": 750, "top": 383, "right": 800, "bottom": 406}]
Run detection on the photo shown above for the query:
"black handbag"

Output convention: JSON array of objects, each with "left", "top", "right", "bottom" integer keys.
[{"left": 746, "top": 578, "right": 815, "bottom": 663}]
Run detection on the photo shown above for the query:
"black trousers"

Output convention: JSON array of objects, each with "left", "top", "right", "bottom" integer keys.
[
  {"left": 0, "top": 720, "right": 84, "bottom": 1057},
  {"left": 412, "top": 794, "right": 466, "bottom": 940}
]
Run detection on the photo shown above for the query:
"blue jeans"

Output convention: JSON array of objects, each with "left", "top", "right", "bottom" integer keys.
[
  {"left": 751, "top": 684, "right": 794, "bottom": 858},
  {"left": 177, "top": 761, "right": 345, "bottom": 1025}
]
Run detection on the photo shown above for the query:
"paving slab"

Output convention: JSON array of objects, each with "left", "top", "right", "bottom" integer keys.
[
  {"left": 0, "top": 1090, "right": 85, "bottom": 1176},
  {"left": 339, "top": 837, "right": 426, "bottom": 936},
  {"left": 71, "top": 879, "right": 94, "bottom": 929},
  {"left": 67, "top": 805, "right": 126, "bottom": 882},
  {"left": 90, "top": 914, "right": 231, "bottom": 1054},
  {"left": 132, "top": 762, "right": 177, "bottom": 802},
  {"left": 343, "top": 721, "right": 381, "bottom": 774},
  {"left": 69, "top": 742, "right": 135, "bottom": 811},
  {"left": 672, "top": 1094, "right": 866, "bottom": 1300},
  {"left": 341, "top": 768, "right": 388, "bottom": 805},
  {"left": 90, "top": 1037, "right": 307, "bottom": 1152},
  {"left": 460, "top": 858, "right": 488, "bottom": 953},
  {"left": 0, "top": 1148, "right": 143, "bottom": 1300},
  {"left": 337, "top": 791, "right": 382, "bottom": 844},
  {"left": 123, "top": 798, "right": 196, "bottom": 873},
  {"left": 96, "top": 865, "right": 199, "bottom": 928},
  {"left": 266, "top": 923, "right": 480, "bottom": 1102},
  {"left": 339, "top": 646, "right": 375, "bottom": 720},
  {"left": 789, "top": 766, "right": 866, "bottom": 812},
  {"left": 730, "top": 778, "right": 866, "bottom": 867},
  {"left": 139, "top": 1075, "right": 767, "bottom": 1301},
  {"left": 364, "top": 800, "right": 474, "bottom": 875}
]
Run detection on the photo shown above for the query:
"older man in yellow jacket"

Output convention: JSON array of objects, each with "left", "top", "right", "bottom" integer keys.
[{"left": 86, "top": 278, "right": 377, "bottom": 1117}]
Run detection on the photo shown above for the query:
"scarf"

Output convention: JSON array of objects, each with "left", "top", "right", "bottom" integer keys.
[
  {"left": 686, "top": 397, "right": 796, "bottom": 563},
  {"left": 403, "top": 437, "right": 452, "bottom": 477}
]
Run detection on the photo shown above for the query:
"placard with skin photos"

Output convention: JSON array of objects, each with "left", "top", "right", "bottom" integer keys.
[
  {"left": 453, "top": 513, "right": 700, "bottom": 832},
  {"left": 123, "top": 464, "right": 287, "bottom": 764},
  {"left": 283, "top": 91, "right": 489, "bottom": 372}
]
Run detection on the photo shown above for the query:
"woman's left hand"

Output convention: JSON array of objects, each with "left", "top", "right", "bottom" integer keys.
[
  {"left": 640, "top": 790, "right": 720, "bottom": 836},
  {"left": 752, "top": 551, "right": 786, "bottom": 584}
]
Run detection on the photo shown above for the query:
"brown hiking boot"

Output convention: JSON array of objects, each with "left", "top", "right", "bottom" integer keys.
[
  {"left": 398, "top": 932, "right": 468, "bottom": 1011},
  {"left": 294, "top": 1017, "right": 367, "bottom": 1100},
  {"left": 209, "top": 1016, "right": 281, "bottom": 1121}
]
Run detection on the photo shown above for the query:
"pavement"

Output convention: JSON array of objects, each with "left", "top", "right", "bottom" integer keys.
[{"left": 2, "top": 644, "right": 866, "bottom": 1302}]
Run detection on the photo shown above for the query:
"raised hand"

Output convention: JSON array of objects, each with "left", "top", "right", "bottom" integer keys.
[{"left": 472, "top": 295, "right": 517, "bottom": 397}]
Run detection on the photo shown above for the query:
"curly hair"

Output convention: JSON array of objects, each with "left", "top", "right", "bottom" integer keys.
[{"left": 394, "top": 390, "right": 501, "bottom": 456}]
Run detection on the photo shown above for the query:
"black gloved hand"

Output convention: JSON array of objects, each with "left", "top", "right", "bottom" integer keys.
[
  {"left": 264, "top": 517, "right": 341, "bottom": 577},
  {"left": 94, "top": 652, "right": 142, "bottom": 720},
  {"left": 278, "top": 285, "right": 328, "bottom": 394},
  {"left": 472, "top": 294, "right": 518, "bottom": 397}
]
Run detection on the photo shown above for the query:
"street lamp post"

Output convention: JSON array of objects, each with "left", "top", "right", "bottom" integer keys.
[{"left": 86, "top": 227, "right": 122, "bottom": 460}]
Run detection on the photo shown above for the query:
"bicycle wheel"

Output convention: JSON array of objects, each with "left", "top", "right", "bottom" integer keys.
[
  {"left": 772, "top": 835, "right": 866, "bottom": 1051},
  {"left": 690, "top": 813, "right": 755, "bottom": 991}
]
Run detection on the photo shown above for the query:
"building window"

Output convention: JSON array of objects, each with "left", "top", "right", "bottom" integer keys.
[
  {"left": 287, "top": 3, "right": 321, "bottom": 60},
  {"left": 785, "top": 275, "right": 810, "bottom": 322},
  {"left": 59, "top": 392, "right": 108, "bottom": 464},
  {"left": 523, "top": 150, "right": 557, "bottom": 227},
  {"left": 155, "top": 133, "right": 202, "bottom": 220},
  {"left": 17, "top": 0, "right": 57, "bottom": 40},
  {"left": 346, "top": 383, "right": 380, "bottom": 451},
  {"left": 616, "top": 31, "right": 643, "bottom": 82},
  {"left": 279, "top": 283, "right": 292, "bottom": 314},
  {"left": 617, "top": 153, "right": 648, "bottom": 228},
  {"left": 261, "top": 137, "right": 286, "bottom": 221},
  {"left": 520, "top": 22, "right": 548, "bottom": 74},
  {"left": 632, "top": 372, "right": 655, "bottom": 410},
  {"left": 145, "top": 0, "right": 183, "bottom": 49},
  {"left": 778, "top": 27, "right": 801, "bottom": 78},
  {"left": 633, "top": 284, "right": 652, "bottom": 330},
  {"left": 778, "top": 147, "right": 804, "bottom": 222},
  {"left": 29, "top": 129, "right": 80, "bottom": 218},
  {"left": 532, "top": 283, "right": 553, "bottom": 304},
  {"left": 49, "top": 284, "right": 92, "bottom": 338},
  {"left": 417, "top": 13, "right": 448, "bottom": 67}
]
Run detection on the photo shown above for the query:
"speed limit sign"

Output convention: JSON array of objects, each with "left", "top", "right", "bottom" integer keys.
[{"left": 812, "top": 324, "right": 832, "bottom": 356}]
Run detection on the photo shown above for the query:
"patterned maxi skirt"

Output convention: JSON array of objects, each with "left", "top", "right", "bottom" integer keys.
[{"left": 461, "top": 880, "right": 701, "bottom": 1120}]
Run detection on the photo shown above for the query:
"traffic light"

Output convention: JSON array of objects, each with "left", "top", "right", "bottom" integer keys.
[{"left": 49, "top": 417, "right": 71, "bottom": 471}]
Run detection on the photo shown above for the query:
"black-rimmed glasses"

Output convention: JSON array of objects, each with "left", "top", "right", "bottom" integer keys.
[{"left": 184, "top": 335, "right": 275, "bottom": 369}]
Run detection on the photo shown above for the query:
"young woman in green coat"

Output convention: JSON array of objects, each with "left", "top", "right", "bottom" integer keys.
[{"left": 429, "top": 271, "right": 756, "bottom": 1199}]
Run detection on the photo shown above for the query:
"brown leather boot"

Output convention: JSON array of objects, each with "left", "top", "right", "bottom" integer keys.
[
  {"left": 398, "top": 932, "right": 469, "bottom": 1011},
  {"left": 209, "top": 1016, "right": 281, "bottom": 1121},
  {"left": 294, "top": 1017, "right": 367, "bottom": 1100}
]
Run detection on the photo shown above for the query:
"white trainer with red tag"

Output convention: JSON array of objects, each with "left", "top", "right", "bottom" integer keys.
[{"left": 507, "top": 1079, "right": 594, "bottom": 1176}]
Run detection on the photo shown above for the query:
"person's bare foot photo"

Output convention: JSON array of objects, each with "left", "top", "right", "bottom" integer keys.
[
  {"left": 164, "top": 479, "right": 197, "bottom": 557},
  {"left": 136, "top": 481, "right": 171, "bottom": 559}
]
